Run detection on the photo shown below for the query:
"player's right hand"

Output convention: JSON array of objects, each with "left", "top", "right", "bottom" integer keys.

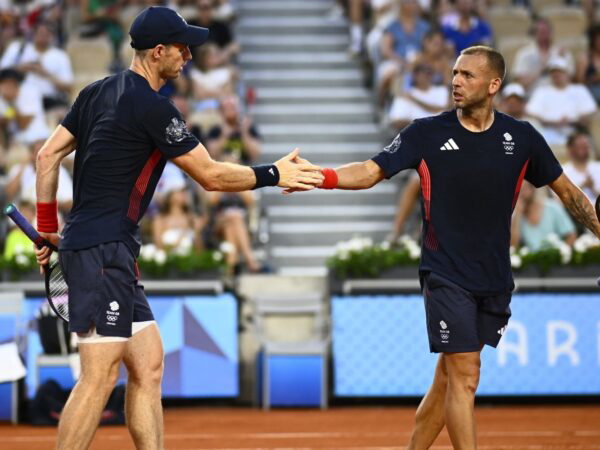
[
  {"left": 274, "top": 148, "right": 324, "bottom": 190},
  {"left": 35, "top": 232, "right": 60, "bottom": 269}
]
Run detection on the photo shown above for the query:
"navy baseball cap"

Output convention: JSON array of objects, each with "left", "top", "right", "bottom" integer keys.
[{"left": 129, "top": 6, "right": 209, "bottom": 50}]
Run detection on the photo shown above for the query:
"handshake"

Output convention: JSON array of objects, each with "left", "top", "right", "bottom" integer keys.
[{"left": 272, "top": 148, "right": 336, "bottom": 194}]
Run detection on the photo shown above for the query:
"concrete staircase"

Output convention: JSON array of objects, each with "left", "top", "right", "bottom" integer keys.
[{"left": 238, "top": 0, "right": 397, "bottom": 276}]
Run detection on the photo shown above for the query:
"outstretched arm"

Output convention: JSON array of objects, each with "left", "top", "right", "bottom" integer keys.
[
  {"left": 549, "top": 173, "right": 600, "bottom": 238},
  {"left": 333, "top": 160, "right": 386, "bottom": 190},
  {"left": 173, "top": 145, "right": 323, "bottom": 192}
]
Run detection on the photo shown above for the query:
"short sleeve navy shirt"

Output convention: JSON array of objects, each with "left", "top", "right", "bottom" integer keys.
[
  {"left": 60, "top": 70, "right": 199, "bottom": 255},
  {"left": 372, "top": 110, "right": 562, "bottom": 295}
]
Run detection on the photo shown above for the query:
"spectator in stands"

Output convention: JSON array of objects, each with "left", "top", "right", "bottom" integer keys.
[
  {"left": 0, "top": 21, "right": 73, "bottom": 111},
  {"left": 188, "top": 0, "right": 239, "bottom": 65},
  {"left": 562, "top": 130, "right": 600, "bottom": 202},
  {"left": 377, "top": 0, "right": 430, "bottom": 107},
  {"left": 387, "top": 172, "right": 421, "bottom": 244},
  {"left": 497, "top": 82, "right": 541, "bottom": 130},
  {"left": 387, "top": 62, "right": 449, "bottom": 130},
  {"left": 204, "top": 155, "right": 262, "bottom": 274},
  {"left": 512, "top": 17, "right": 574, "bottom": 92},
  {"left": 171, "top": 93, "right": 203, "bottom": 142},
  {"left": 525, "top": 55, "right": 597, "bottom": 148},
  {"left": 409, "top": 28, "right": 453, "bottom": 88},
  {"left": 207, "top": 95, "right": 261, "bottom": 165},
  {"left": 3, "top": 199, "right": 36, "bottom": 260},
  {"left": 0, "top": 68, "right": 49, "bottom": 146},
  {"left": 152, "top": 185, "right": 205, "bottom": 253},
  {"left": 189, "top": 43, "right": 237, "bottom": 112},
  {"left": 5, "top": 138, "right": 73, "bottom": 213},
  {"left": 79, "top": 0, "right": 124, "bottom": 68},
  {"left": 511, "top": 182, "right": 576, "bottom": 251},
  {"left": 440, "top": 0, "right": 492, "bottom": 56},
  {"left": 575, "top": 23, "right": 600, "bottom": 105}
]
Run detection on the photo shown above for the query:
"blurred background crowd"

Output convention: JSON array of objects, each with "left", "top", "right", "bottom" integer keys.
[{"left": 1, "top": 0, "right": 599, "bottom": 275}]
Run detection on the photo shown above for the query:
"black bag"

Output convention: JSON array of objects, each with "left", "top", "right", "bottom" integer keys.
[
  {"left": 29, "top": 380, "right": 126, "bottom": 426},
  {"left": 36, "top": 304, "right": 74, "bottom": 355}
]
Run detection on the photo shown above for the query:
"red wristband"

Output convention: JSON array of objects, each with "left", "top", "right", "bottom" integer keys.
[
  {"left": 320, "top": 168, "right": 338, "bottom": 190},
  {"left": 37, "top": 201, "right": 59, "bottom": 233}
]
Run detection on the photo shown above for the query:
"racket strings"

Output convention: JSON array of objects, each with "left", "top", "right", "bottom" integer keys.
[{"left": 48, "top": 264, "right": 69, "bottom": 321}]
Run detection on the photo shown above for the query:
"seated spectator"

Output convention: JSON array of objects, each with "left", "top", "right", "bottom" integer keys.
[
  {"left": 377, "top": 0, "right": 430, "bottom": 107},
  {"left": 0, "top": 68, "right": 49, "bottom": 146},
  {"left": 440, "top": 0, "right": 492, "bottom": 56},
  {"left": 511, "top": 182, "right": 576, "bottom": 251},
  {"left": 5, "top": 138, "right": 73, "bottom": 213},
  {"left": 204, "top": 155, "right": 262, "bottom": 273},
  {"left": 575, "top": 23, "right": 600, "bottom": 105},
  {"left": 408, "top": 28, "right": 453, "bottom": 88},
  {"left": 387, "top": 63, "right": 449, "bottom": 130},
  {"left": 170, "top": 94, "right": 203, "bottom": 142},
  {"left": 0, "top": 21, "right": 73, "bottom": 111},
  {"left": 152, "top": 186, "right": 204, "bottom": 254},
  {"left": 189, "top": 43, "right": 236, "bottom": 113},
  {"left": 512, "top": 18, "right": 574, "bottom": 92},
  {"left": 3, "top": 200, "right": 36, "bottom": 260},
  {"left": 188, "top": 0, "right": 239, "bottom": 65},
  {"left": 525, "top": 55, "right": 597, "bottom": 148},
  {"left": 387, "top": 172, "right": 421, "bottom": 244},
  {"left": 207, "top": 95, "right": 261, "bottom": 165},
  {"left": 79, "top": 0, "right": 124, "bottom": 68},
  {"left": 497, "top": 82, "right": 541, "bottom": 129},
  {"left": 562, "top": 130, "right": 600, "bottom": 202}
]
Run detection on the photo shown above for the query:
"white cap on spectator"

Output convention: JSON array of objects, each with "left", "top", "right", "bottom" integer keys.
[
  {"left": 502, "top": 83, "right": 526, "bottom": 99},
  {"left": 547, "top": 55, "right": 570, "bottom": 73}
]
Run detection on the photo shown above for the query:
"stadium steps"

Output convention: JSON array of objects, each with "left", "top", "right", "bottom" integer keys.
[{"left": 237, "top": 0, "right": 396, "bottom": 275}]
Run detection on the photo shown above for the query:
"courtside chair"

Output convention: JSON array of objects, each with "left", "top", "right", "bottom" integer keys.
[
  {"left": 0, "top": 291, "right": 25, "bottom": 423},
  {"left": 252, "top": 293, "right": 330, "bottom": 410}
]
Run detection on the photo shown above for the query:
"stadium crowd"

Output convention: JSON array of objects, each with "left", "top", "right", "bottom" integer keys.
[{"left": 1, "top": 0, "right": 600, "bottom": 274}]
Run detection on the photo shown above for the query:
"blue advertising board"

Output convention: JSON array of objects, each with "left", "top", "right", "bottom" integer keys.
[
  {"left": 22, "top": 295, "right": 238, "bottom": 398},
  {"left": 332, "top": 294, "right": 600, "bottom": 396}
]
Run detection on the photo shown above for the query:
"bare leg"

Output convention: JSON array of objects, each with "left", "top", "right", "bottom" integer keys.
[
  {"left": 407, "top": 354, "right": 448, "bottom": 449},
  {"left": 227, "top": 212, "right": 260, "bottom": 271},
  {"left": 123, "top": 323, "right": 165, "bottom": 450},
  {"left": 221, "top": 218, "right": 240, "bottom": 271},
  {"left": 56, "top": 341, "right": 126, "bottom": 450},
  {"left": 444, "top": 350, "right": 482, "bottom": 450}
]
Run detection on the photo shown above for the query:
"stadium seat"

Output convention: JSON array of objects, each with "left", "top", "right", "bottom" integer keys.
[
  {"left": 489, "top": 7, "right": 531, "bottom": 39},
  {"left": 66, "top": 37, "right": 112, "bottom": 76},
  {"left": 70, "top": 73, "right": 110, "bottom": 103},
  {"left": 120, "top": 39, "right": 135, "bottom": 67},
  {"left": 541, "top": 7, "right": 587, "bottom": 41},
  {"left": 179, "top": 5, "right": 197, "bottom": 21},
  {"left": 496, "top": 36, "right": 531, "bottom": 74},
  {"left": 119, "top": 5, "right": 144, "bottom": 39},
  {"left": 556, "top": 36, "right": 588, "bottom": 61},
  {"left": 529, "top": 0, "right": 566, "bottom": 14}
]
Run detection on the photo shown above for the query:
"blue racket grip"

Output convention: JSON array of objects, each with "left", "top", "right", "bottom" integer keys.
[{"left": 3, "top": 203, "right": 58, "bottom": 251}]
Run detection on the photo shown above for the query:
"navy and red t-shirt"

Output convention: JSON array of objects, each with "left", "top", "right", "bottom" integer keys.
[
  {"left": 372, "top": 110, "right": 563, "bottom": 295},
  {"left": 60, "top": 70, "right": 199, "bottom": 255}
]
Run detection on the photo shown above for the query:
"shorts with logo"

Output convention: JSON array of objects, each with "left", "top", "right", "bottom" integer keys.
[
  {"left": 420, "top": 271, "right": 511, "bottom": 353},
  {"left": 59, "top": 241, "right": 154, "bottom": 338}
]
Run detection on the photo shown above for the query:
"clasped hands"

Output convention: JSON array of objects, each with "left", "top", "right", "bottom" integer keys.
[{"left": 274, "top": 148, "right": 323, "bottom": 194}]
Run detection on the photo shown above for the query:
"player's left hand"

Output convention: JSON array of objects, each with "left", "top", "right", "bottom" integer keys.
[{"left": 35, "top": 232, "right": 60, "bottom": 269}]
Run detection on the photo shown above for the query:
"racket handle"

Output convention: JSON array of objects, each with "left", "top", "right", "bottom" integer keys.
[{"left": 3, "top": 203, "right": 58, "bottom": 251}]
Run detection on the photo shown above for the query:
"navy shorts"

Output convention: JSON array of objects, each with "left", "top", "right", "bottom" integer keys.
[
  {"left": 59, "top": 241, "right": 154, "bottom": 338},
  {"left": 420, "top": 271, "right": 511, "bottom": 353}
]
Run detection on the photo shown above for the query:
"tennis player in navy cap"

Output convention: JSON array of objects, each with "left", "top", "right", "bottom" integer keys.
[{"left": 34, "top": 6, "right": 323, "bottom": 449}]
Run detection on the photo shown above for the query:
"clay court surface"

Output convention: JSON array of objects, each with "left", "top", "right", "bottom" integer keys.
[{"left": 1, "top": 405, "right": 600, "bottom": 449}]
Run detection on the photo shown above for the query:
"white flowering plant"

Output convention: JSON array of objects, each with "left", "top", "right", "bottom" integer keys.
[
  {"left": 327, "top": 235, "right": 420, "bottom": 278},
  {"left": 511, "top": 233, "right": 600, "bottom": 274},
  {"left": 137, "top": 244, "right": 225, "bottom": 278}
]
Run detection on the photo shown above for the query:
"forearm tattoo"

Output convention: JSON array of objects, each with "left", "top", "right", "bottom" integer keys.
[{"left": 565, "top": 188, "right": 600, "bottom": 237}]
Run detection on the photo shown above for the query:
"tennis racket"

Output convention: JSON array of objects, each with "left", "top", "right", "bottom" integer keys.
[{"left": 4, "top": 203, "right": 69, "bottom": 322}]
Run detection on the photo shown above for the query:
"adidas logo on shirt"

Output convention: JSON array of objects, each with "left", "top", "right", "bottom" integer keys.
[{"left": 440, "top": 138, "right": 459, "bottom": 151}]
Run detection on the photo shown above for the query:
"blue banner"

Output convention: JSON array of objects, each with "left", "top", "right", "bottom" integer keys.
[
  {"left": 22, "top": 295, "right": 238, "bottom": 398},
  {"left": 332, "top": 293, "right": 600, "bottom": 396}
]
